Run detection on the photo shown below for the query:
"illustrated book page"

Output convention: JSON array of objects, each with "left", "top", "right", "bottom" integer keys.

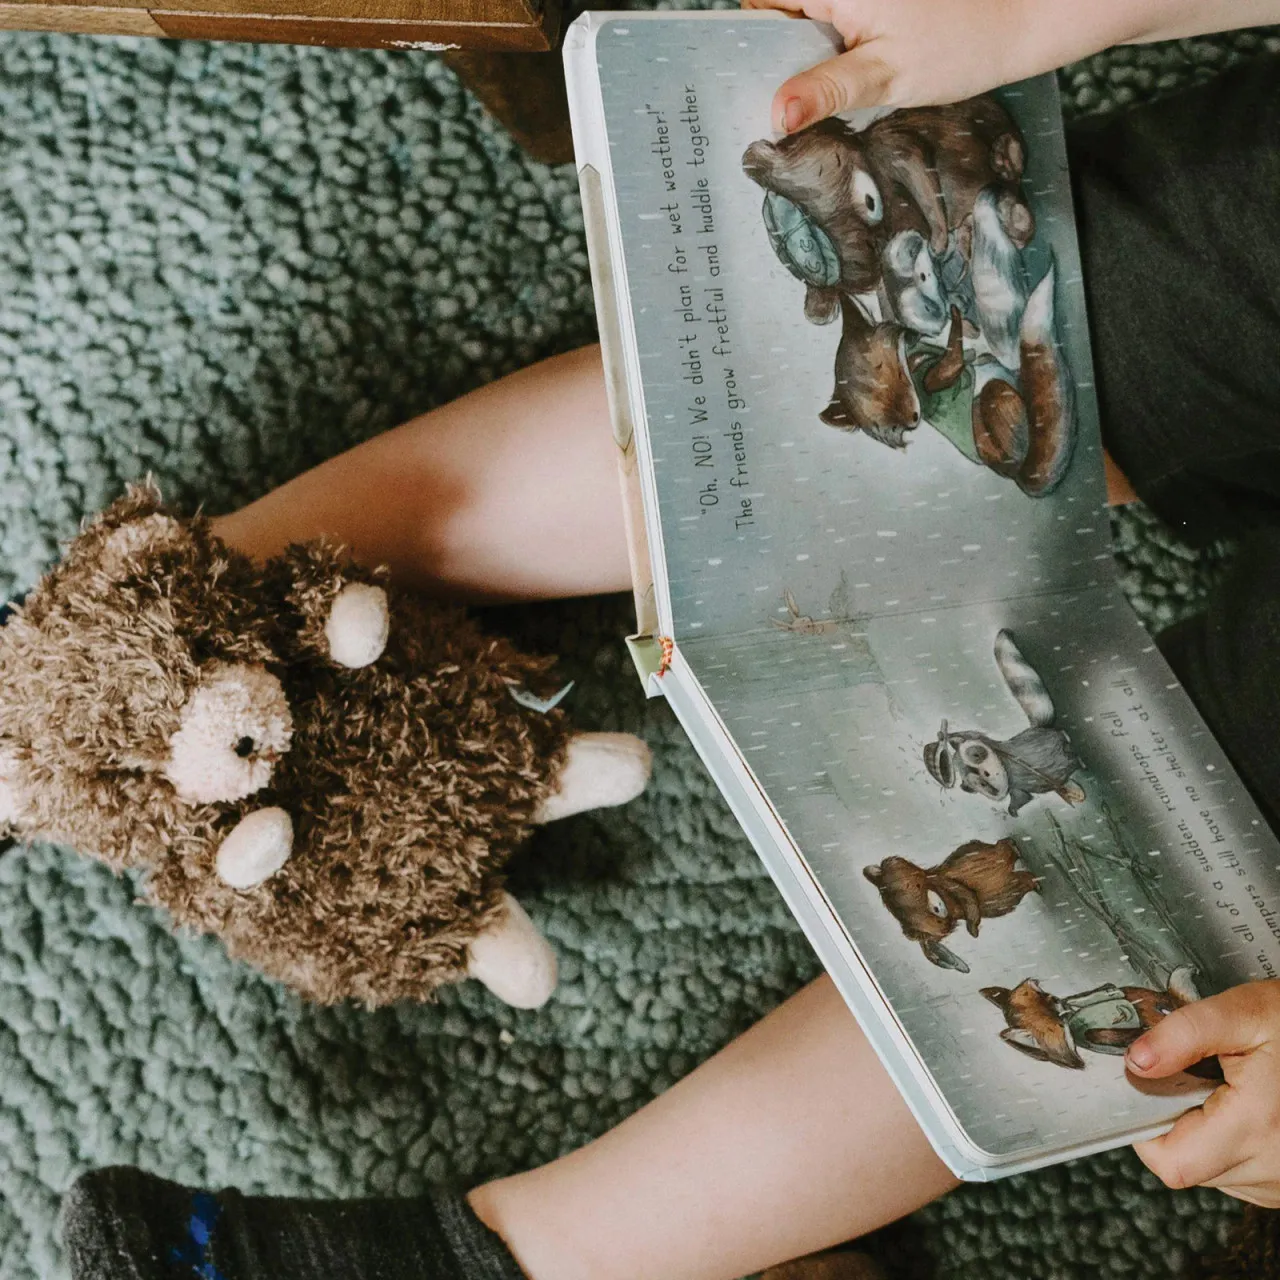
[{"left": 566, "top": 11, "right": 1280, "bottom": 1173}]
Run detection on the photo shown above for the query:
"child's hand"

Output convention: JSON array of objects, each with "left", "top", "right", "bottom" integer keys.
[
  {"left": 1127, "top": 981, "right": 1280, "bottom": 1208},
  {"left": 739, "top": 0, "right": 1277, "bottom": 133},
  {"left": 741, "top": 0, "right": 1038, "bottom": 129}
]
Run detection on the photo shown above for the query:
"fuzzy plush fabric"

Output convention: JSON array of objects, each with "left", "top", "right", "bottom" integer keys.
[
  {"left": 0, "top": 19, "right": 1274, "bottom": 1280},
  {"left": 0, "top": 487, "right": 570, "bottom": 1005}
]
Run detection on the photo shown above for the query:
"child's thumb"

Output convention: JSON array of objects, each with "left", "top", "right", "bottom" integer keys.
[
  {"left": 772, "top": 48, "right": 892, "bottom": 133},
  {"left": 1126, "top": 983, "right": 1276, "bottom": 1078}
]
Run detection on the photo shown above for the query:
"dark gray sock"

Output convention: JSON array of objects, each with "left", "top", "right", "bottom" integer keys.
[{"left": 62, "top": 1166, "right": 526, "bottom": 1280}]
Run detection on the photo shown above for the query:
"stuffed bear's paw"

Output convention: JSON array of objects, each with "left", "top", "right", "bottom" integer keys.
[
  {"left": 535, "top": 732, "right": 653, "bottom": 824},
  {"left": 324, "top": 583, "right": 390, "bottom": 668},
  {"left": 0, "top": 748, "right": 23, "bottom": 827},
  {"left": 466, "top": 893, "right": 558, "bottom": 1009},
  {"left": 216, "top": 806, "right": 294, "bottom": 889}
]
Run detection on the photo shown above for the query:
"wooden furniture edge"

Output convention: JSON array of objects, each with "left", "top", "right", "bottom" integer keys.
[{"left": 0, "top": 0, "right": 560, "bottom": 48}]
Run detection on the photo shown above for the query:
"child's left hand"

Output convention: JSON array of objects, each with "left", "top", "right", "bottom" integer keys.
[{"left": 1127, "top": 980, "right": 1280, "bottom": 1207}]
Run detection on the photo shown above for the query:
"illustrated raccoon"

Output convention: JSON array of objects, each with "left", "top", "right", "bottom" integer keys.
[
  {"left": 924, "top": 629, "right": 1085, "bottom": 816},
  {"left": 864, "top": 837, "right": 1039, "bottom": 972}
]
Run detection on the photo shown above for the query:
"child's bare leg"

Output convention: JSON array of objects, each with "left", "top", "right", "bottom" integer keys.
[
  {"left": 211, "top": 346, "right": 632, "bottom": 602},
  {"left": 470, "top": 975, "right": 958, "bottom": 1280}
]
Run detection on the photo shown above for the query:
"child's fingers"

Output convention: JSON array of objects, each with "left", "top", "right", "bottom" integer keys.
[
  {"left": 742, "top": 0, "right": 819, "bottom": 14},
  {"left": 1125, "top": 984, "right": 1277, "bottom": 1078},
  {"left": 1133, "top": 1088, "right": 1250, "bottom": 1191},
  {"left": 771, "top": 47, "right": 895, "bottom": 133}
]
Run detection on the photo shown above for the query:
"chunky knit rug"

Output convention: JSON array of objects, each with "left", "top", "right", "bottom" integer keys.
[{"left": 0, "top": 20, "right": 1274, "bottom": 1280}]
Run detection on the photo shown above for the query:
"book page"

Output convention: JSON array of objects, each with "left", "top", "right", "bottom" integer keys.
[
  {"left": 594, "top": 18, "right": 1108, "bottom": 642},
  {"left": 683, "top": 590, "right": 1280, "bottom": 1158},
  {"left": 581, "top": 12, "right": 1280, "bottom": 1166}
]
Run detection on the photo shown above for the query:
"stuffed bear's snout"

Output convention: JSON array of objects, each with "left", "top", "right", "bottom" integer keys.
[{"left": 163, "top": 662, "right": 293, "bottom": 804}]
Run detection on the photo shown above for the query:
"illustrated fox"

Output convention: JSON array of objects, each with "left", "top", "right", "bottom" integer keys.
[{"left": 980, "top": 969, "right": 1222, "bottom": 1076}]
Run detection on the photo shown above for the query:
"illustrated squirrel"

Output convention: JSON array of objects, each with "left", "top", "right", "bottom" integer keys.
[
  {"left": 863, "top": 837, "right": 1039, "bottom": 972},
  {"left": 980, "top": 969, "right": 1223, "bottom": 1076}
]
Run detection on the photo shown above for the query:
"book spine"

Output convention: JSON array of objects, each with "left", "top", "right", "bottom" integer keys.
[{"left": 577, "top": 161, "right": 661, "bottom": 665}]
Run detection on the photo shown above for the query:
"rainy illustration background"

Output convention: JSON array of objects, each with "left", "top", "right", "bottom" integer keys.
[
  {"left": 596, "top": 17, "right": 1110, "bottom": 643},
  {"left": 591, "top": 14, "right": 1280, "bottom": 1163}
]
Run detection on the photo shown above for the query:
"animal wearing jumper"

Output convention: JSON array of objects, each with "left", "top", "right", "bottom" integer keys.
[
  {"left": 741, "top": 98, "right": 1033, "bottom": 321},
  {"left": 743, "top": 96, "right": 1076, "bottom": 496},
  {"left": 981, "top": 970, "right": 1212, "bottom": 1073},
  {"left": 0, "top": 485, "right": 652, "bottom": 1009}
]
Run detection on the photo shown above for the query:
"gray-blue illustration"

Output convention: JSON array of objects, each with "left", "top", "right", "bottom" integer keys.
[
  {"left": 863, "top": 837, "right": 1040, "bottom": 973},
  {"left": 979, "top": 972, "right": 1218, "bottom": 1075},
  {"left": 742, "top": 96, "right": 1077, "bottom": 496},
  {"left": 578, "top": 13, "right": 1280, "bottom": 1158},
  {"left": 924, "top": 629, "right": 1086, "bottom": 817},
  {"left": 863, "top": 626, "right": 1215, "bottom": 1073}
]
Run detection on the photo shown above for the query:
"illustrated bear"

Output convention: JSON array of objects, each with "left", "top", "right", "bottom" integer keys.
[
  {"left": 863, "top": 837, "right": 1039, "bottom": 972},
  {"left": 741, "top": 95, "right": 1033, "bottom": 324},
  {"left": 744, "top": 95, "right": 1077, "bottom": 498}
]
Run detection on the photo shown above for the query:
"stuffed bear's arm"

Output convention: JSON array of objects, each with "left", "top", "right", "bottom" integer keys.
[
  {"left": 0, "top": 745, "right": 170, "bottom": 871},
  {"left": 266, "top": 542, "right": 390, "bottom": 670}
]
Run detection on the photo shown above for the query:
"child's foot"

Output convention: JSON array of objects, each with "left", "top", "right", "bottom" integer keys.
[{"left": 62, "top": 1167, "right": 524, "bottom": 1280}]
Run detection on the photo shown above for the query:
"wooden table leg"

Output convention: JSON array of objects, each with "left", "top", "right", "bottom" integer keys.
[{"left": 443, "top": 48, "right": 573, "bottom": 165}]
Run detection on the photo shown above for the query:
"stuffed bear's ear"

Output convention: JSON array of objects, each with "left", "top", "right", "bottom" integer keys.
[
  {"left": 94, "top": 478, "right": 168, "bottom": 530},
  {"left": 98, "top": 513, "right": 186, "bottom": 580}
]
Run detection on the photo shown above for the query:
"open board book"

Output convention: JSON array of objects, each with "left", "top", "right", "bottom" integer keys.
[{"left": 563, "top": 10, "right": 1280, "bottom": 1179}]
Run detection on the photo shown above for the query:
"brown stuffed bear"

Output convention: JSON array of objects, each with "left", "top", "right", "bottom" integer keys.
[{"left": 0, "top": 484, "right": 652, "bottom": 1009}]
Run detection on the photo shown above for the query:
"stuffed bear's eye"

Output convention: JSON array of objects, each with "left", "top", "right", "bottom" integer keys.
[
  {"left": 851, "top": 170, "right": 883, "bottom": 225},
  {"left": 234, "top": 736, "right": 256, "bottom": 759},
  {"left": 926, "top": 889, "right": 949, "bottom": 919},
  {"left": 962, "top": 741, "right": 990, "bottom": 766}
]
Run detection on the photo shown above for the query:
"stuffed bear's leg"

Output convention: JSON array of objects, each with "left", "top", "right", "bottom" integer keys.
[
  {"left": 466, "top": 892, "right": 558, "bottom": 1009},
  {"left": 534, "top": 732, "right": 652, "bottom": 824}
]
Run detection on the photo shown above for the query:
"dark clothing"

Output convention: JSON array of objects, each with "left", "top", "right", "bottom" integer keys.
[
  {"left": 61, "top": 1166, "right": 523, "bottom": 1280},
  {"left": 1072, "top": 54, "right": 1280, "bottom": 549},
  {"left": 1069, "top": 55, "right": 1280, "bottom": 835}
]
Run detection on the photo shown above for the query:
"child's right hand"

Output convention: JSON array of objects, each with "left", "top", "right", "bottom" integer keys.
[
  {"left": 1127, "top": 980, "right": 1280, "bottom": 1208},
  {"left": 739, "top": 0, "right": 1279, "bottom": 133},
  {"left": 740, "top": 0, "right": 1048, "bottom": 129}
]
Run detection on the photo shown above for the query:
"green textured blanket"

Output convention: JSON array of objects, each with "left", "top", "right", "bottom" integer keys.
[{"left": 0, "top": 22, "right": 1271, "bottom": 1279}]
